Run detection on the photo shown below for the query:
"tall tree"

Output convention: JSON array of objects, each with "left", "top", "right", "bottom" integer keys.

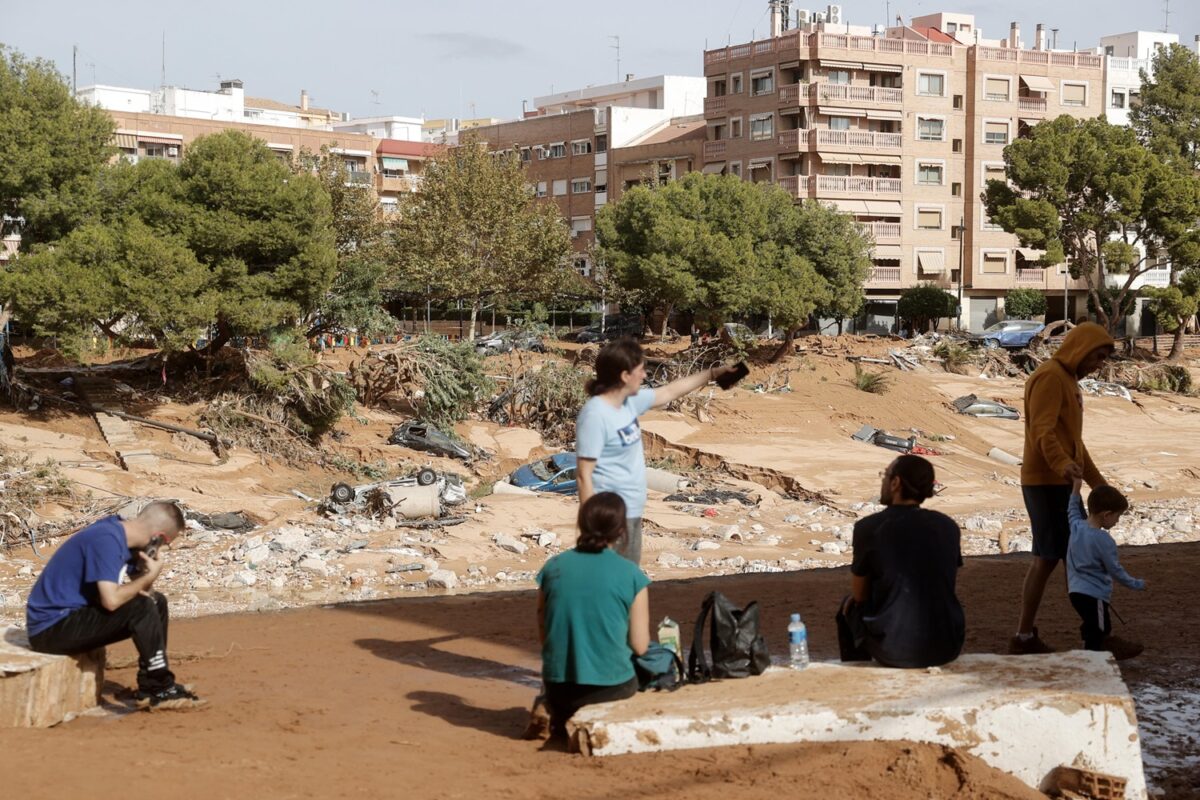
[
  {"left": 0, "top": 46, "right": 114, "bottom": 248},
  {"left": 795, "top": 200, "right": 873, "bottom": 335},
  {"left": 389, "top": 138, "right": 573, "bottom": 340},
  {"left": 983, "top": 115, "right": 1199, "bottom": 333},
  {"left": 1144, "top": 269, "right": 1200, "bottom": 360}
]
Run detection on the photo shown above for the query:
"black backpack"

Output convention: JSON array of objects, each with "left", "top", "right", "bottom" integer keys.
[{"left": 687, "top": 591, "right": 771, "bottom": 682}]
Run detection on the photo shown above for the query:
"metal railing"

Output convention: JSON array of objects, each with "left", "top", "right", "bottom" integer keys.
[{"left": 1016, "top": 268, "right": 1045, "bottom": 286}]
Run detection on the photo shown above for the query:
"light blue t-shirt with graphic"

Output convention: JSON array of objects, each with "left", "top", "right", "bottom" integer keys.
[{"left": 576, "top": 387, "right": 656, "bottom": 518}]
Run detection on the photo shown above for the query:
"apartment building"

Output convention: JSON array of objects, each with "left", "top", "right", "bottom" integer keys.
[
  {"left": 77, "top": 81, "right": 345, "bottom": 130},
  {"left": 702, "top": 9, "right": 1106, "bottom": 331}
]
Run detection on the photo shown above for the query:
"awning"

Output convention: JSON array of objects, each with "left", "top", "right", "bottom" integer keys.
[
  {"left": 826, "top": 199, "right": 870, "bottom": 213},
  {"left": 778, "top": 60, "right": 801, "bottom": 70},
  {"left": 136, "top": 134, "right": 182, "bottom": 145},
  {"left": 861, "top": 62, "right": 903, "bottom": 73},
  {"left": 917, "top": 250, "right": 947, "bottom": 273},
  {"left": 866, "top": 200, "right": 903, "bottom": 215},
  {"left": 1019, "top": 118, "right": 1043, "bottom": 127},
  {"left": 818, "top": 152, "right": 860, "bottom": 164},
  {"left": 1020, "top": 74, "right": 1057, "bottom": 92},
  {"left": 820, "top": 59, "right": 862, "bottom": 70},
  {"left": 779, "top": 106, "right": 803, "bottom": 115},
  {"left": 1016, "top": 247, "right": 1046, "bottom": 261},
  {"left": 873, "top": 245, "right": 903, "bottom": 259},
  {"left": 859, "top": 154, "right": 902, "bottom": 165},
  {"left": 702, "top": 162, "right": 726, "bottom": 174},
  {"left": 113, "top": 132, "right": 137, "bottom": 149},
  {"left": 818, "top": 106, "right": 867, "bottom": 117},
  {"left": 381, "top": 157, "right": 409, "bottom": 170},
  {"left": 748, "top": 161, "right": 772, "bottom": 170},
  {"left": 865, "top": 109, "right": 903, "bottom": 120}
]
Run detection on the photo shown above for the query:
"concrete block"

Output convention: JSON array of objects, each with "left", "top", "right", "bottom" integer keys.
[
  {"left": 0, "top": 628, "right": 104, "bottom": 728},
  {"left": 571, "top": 652, "right": 1146, "bottom": 799}
]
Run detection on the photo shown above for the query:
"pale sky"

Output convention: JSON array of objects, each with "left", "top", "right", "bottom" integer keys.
[{"left": 2, "top": 0, "right": 1197, "bottom": 121}]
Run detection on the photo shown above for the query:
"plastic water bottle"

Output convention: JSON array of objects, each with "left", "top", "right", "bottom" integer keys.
[
  {"left": 788, "top": 613, "right": 809, "bottom": 670},
  {"left": 657, "top": 617, "right": 682, "bottom": 655}
]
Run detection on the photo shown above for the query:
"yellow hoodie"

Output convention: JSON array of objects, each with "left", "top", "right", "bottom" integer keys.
[{"left": 1021, "top": 322, "right": 1115, "bottom": 487}]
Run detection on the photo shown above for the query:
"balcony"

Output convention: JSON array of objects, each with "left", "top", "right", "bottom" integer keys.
[
  {"left": 379, "top": 174, "right": 421, "bottom": 193},
  {"left": 778, "top": 129, "right": 812, "bottom": 151},
  {"left": 1016, "top": 268, "right": 1046, "bottom": 286},
  {"left": 815, "top": 176, "right": 902, "bottom": 195},
  {"left": 704, "top": 30, "right": 953, "bottom": 66},
  {"left": 705, "top": 95, "right": 729, "bottom": 116},
  {"left": 779, "top": 83, "right": 808, "bottom": 106},
  {"left": 1018, "top": 96, "right": 1048, "bottom": 113},
  {"left": 814, "top": 129, "right": 902, "bottom": 150},
  {"left": 976, "top": 47, "right": 1103, "bottom": 70},
  {"left": 776, "top": 175, "right": 811, "bottom": 198},
  {"left": 861, "top": 221, "right": 901, "bottom": 240},
  {"left": 345, "top": 170, "right": 372, "bottom": 187},
  {"left": 867, "top": 266, "right": 902, "bottom": 284},
  {"left": 703, "top": 140, "right": 727, "bottom": 162},
  {"left": 813, "top": 83, "right": 903, "bottom": 105}
]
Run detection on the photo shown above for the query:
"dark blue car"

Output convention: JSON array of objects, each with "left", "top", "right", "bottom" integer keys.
[
  {"left": 509, "top": 453, "right": 578, "bottom": 495},
  {"left": 974, "top": 320, "right": 1045, "bottom": 349}
]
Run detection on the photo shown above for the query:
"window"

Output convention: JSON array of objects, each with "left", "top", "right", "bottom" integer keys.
[
  {"left": 917, "top": 117, "right": 945, "bottom": 141},
  {"left": 594, "top": 171, "right": 607, "bottom": 193},
  {"left": 571, "top": 140, "right": 592, "bottom": 155},
  {"left": 984, "top": 77, "right": 1010, "bottom": 101},
  {"left": 917, "top": 73, "right": 945, "bottom": 96},
  {"left": 1129, "top": 90, "right": 1141, "bottom": 108},
  {"left": 536, "top": 181, "right": 547, "bottom": 198},
  {"left": 982, "top": 251, "right": 1008, "bottom": 274},
  {"left": 595, "top": 134, "right": 608, "bottom": 153},
  {"left": 951, "top": 225, "right": 962, "bottom": 240},
  {"left": 729, "top": 161, "right": 742, "bottom": 178},
  {"left": 952, "top": 138, "right": 963, "bottom": 153},
  {"left": 730, "top": 117, "right": 742, "bottom": 138},
  {"left": 571, "top": 178, "right": 592, "bottom": 193},
  {"left": 917, "top": 209, "right": 943, "bottom": 229},
  {"left": 953, "top": 94, "right": 963, "bottom": 110},
  {"left": 552, "top": 179, "right": 567, "bottom": 196},
  {"left": 750, "top": 114, "right": 774, "bottom": 141},
  {"left": 520, "top": 147, "right": 532, "bottom": 162},
  {"left": 824, "top": 163, "right": 851, "bottom": 177},
  {"left": 544, "top": 143, "right": 566, "bottom": 158},
  {"left": 574, "top": 257, "right": 591, "bottom": 277},
  {"left": 984, "top": 121, "right": 1009, "bottom": 145},
  {"left": 827, "top": 69, "right": 850, "bottom": 85},
  {"left": 951, "top": 182, "right": 962, "bottom": 197},
  {"left": 829, "top": 115, "right": 851, "bottom": 131},
  {"left": 1111, "top": 90, "right": 1126, "bottom": 109},
  {"left": 751, "top": 70, "right": 775, "bottom": 96},
  {"left": 1062, "top": 83, "right": 1087, "bottom": 106},
  {"left": 983, "top": 164, "right": 1006, "bottom": 183},
  {"left": 946, "top": 22, "right": 958, "bottom": 33},
  {"left": 730, "top": 74, "right": 743, "bottom": 94},
  {"left": 570, "top": 217, "right": 592, "bottom": 237},
  {"left": 918, "top": 163, "right": 944, "bottom": 185}
]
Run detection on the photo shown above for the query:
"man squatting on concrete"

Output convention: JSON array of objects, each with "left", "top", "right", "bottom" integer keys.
[
  {"left": 1010, "top": 323, "right": 1115, "bottom": 655},
  {"left": 576, "top": 338, "right": 739, "bottom": 565},
  {"left": 25, "top": 502, "right": 204, "bottom": 710},
  {"left": 838, "top": 454, "right": 966, "bottom": 668}
]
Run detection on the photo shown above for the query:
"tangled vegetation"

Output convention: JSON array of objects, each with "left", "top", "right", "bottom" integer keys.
[{"left": 487, "top": 361, "right": 589, "bottom": 444}]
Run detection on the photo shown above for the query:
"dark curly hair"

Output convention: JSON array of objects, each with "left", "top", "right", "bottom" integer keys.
[
  {"left": 586, "top": 338, "right": 644, "bottom": 396},
  {"left": 576, "top": 492, "right": 628, "bottom": 553},
  {"left": 1087, "top": 486, "right": 1129, "bottom": 516}
]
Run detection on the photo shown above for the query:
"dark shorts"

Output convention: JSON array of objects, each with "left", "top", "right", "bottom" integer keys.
[{"left": 1022, "top": 484, "right": 1072, "bottom": 561}]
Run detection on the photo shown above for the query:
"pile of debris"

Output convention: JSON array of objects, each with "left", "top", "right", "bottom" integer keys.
[
  {"left": 486, "top": 361, "right": 588, "bottom": 444},
  {"left": 348, "top": 337, "right": 493, "bottom": 426}
]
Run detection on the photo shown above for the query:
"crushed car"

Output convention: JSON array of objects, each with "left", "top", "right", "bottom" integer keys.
[
  {"left": 388, "top": 420, "right": 473, "bottom": 461},
  {"left": 474, "top": 330, "right": 545, "bottom": 355},
  {"left": 951, "top": 394, "right": 1021, "bottom": 420},
  {"left": 328, "top": 467, "right": 467, "bottom": 511},
  {"left": 508, "top": 453, "right": 578, "bottom": 495}
]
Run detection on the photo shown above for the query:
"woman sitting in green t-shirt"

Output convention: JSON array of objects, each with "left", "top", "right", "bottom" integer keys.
[{"left": 536, "top": 492, "right": 651, "bottom": 737}]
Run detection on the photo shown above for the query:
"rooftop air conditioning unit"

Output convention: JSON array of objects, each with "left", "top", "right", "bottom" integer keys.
[
  {"left": 796, "top": 8, "right": 811, "bottom": 25},
  {"left": 167, "top": 145, "right": 179, "bottom": 156},
  {"left": 826, "top": 4, "right": 842, "bottom": 24},
  {"left": 812, "top": 11, "right": 826, "bottom": 24}
]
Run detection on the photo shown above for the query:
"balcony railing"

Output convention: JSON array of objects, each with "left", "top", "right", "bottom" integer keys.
[
  {"left": 868, "top": 266, "right": 902, "bottom": 283},
  {"left": 1016, "top": 268, "right": 1046, "bottom": 286},
  {"left": 1018, "top": 96, "right": 1048, "bottom": 112},
  {"left": 705, "top": 95, "right": 728, "bottom": 116},
  {"left": 814, "top": 129, "right": 903, "bottom": 150},
  {"left": 778, "top": 129, "right": 812, "bottom": 150},
  {"left": 703, "top": 140, "right": 727, "bottom": 162},
  {"left": 861, "top": 221, "right": 901, "bottom": 240},
  {"left": 1108, "top": 56, "right": 1151, "bottom": 75},
  {"left": 976, "top": 47, "right": 1103, "bottom": 70},
  {"left": 704, "top": 31, "right": 953, "bottom": 64},
  {"left": 379, "top": 174, "right": 421, "bottom": 192},
  {"left": 776, "top": 175, "right": 811, "bottom": 198},
  {"left": 345, "top": 170, "right": 372, "bottom": 186},
  {"left": 814, "top": 83, "right": 903, "bottom": 105},
  {"left": 815, "top": 175, "right": 902, "bottom": 194},
  {"left": 779, "top": 83, "right": 808, "bottom": 106}
]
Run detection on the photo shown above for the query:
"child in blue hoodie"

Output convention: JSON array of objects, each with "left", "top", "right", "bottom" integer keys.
[{"left": 1066, "top": 478, "right": 1146, "bottom": 660}]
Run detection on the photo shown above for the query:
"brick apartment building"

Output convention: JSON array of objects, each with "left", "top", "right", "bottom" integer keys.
[{"left": 703, "top": 9, "right": 1106, "bottom": 332}]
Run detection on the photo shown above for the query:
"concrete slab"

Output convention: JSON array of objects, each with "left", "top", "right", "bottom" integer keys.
[
  {"left": 572, "top": 652, "right": 1146, "bottom": 799},
  {"left": 0, "top": 628, "right": 104, "bottom": 727}
]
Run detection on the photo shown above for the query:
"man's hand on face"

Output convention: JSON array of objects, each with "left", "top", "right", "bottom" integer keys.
[
  {"left": 138, "top": 550, "right": 164, "bottom": 584},
  {"left": 1063, "top": 462, "right": 1085, "bottom": 483}
]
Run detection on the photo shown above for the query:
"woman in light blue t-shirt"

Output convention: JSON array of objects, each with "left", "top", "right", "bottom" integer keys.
[{"left": 575, "top": 337, "right": 738, "bottom": 564}]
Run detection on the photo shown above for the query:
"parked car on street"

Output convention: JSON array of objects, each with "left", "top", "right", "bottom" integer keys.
[
  {"left": 972, "top": 320, "right": 1045, "bottom": 349},
  {"left": 508, "top": 453, "right": 578, "bottom": 495},
  {"left": 575, "top": 315, "right": 643, "bottom": 343},
  {"left": 388, "top": 420, "right": 473, "bottom": 460},
  {"left": 474, "top": 330, "right": 545, "bottom": 355}
]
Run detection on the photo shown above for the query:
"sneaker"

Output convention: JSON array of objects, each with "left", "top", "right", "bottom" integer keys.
[
  {"left": 136, "top": 683, "right": 206, "bottom": 711},
  {"left": 1102, "top": 635, "right": 1144, "bottom": 661},
  {"left": 520, "top": 694, "right": 550, "bottom": 740},
  {"left": 1007, "top": 628, "right": 1055, "bottom": 655}
]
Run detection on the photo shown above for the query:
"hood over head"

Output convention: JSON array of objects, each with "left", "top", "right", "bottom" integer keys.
[{"left": 1052, "top": 322, "right": 1115, "bottom": 373}]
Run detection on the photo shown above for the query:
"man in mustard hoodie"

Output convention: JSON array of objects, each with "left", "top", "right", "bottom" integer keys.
[{"left": 1010, "top": 322, "right": 1115, "bottom": 655}]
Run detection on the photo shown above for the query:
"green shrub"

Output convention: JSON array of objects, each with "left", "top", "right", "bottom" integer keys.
[
  {"left": 1004, "top": 288, "right": 1047, "bottom": 320},
  {"left": 933, "top": 340, "right": 975, "bottom": 374},
  {"left": 897, "top": 285, "right": 958, "bottom": 333},
  {"left": 851, "top": 365, "right": 889, "bottom": 394}
]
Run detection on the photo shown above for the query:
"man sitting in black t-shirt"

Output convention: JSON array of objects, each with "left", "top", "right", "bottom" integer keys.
[{"left": 837, "top": 455, "right": 965, "bottom": 668}]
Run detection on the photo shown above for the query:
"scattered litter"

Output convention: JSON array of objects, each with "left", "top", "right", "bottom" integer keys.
[
  {"left": 664, "top": 489, "right": 755, "bottom": 506},
  {"left": 952, "top": 394, "right": 1020, "bottom": 420},
  {"left": 185, "top": 511, "right": 256, "bottom": 533},
  {"left": 851, "top": 425, "right": 916, "bottom": 455},
  {"left": 1079, "top": 379, "right": 1133, "bottom": 402},
  {"left": 987, "top": 447, "right": 1023, "bottom": 466}
]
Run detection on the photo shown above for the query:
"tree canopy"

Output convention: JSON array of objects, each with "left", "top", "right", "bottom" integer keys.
[{"left": 897, "top": 285, "right": 957, "bottom": 334}]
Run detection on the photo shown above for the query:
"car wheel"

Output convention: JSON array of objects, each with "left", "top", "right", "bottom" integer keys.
[
  {"left": 331, "top": 482, "right": 356, "bottom": 504},
  {"left": 983, "top": 338, "right": 1000, "bottom": 349},
  {"left": 416, "top": 468, "right": 438, "bottom": 486}
]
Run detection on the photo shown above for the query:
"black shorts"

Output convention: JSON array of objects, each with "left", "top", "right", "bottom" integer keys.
[{"left": 1022, "top": 484, "right": 1072, "bottom": 561}]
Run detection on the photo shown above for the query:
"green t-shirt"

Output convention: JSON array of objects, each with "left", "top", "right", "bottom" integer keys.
[{"left": 537, "top": 548, "right": 651, "bottom": 686}]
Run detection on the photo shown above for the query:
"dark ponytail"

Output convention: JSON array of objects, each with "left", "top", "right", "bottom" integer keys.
[
  {"left": 586, "top": 338, "right": 644, "bottom": 396},
  {"left": 576, "top": 492, "right": 628, "bottom": 553},
  {"left": 890, "top": 454, "right": 937, "bottom": 502}
]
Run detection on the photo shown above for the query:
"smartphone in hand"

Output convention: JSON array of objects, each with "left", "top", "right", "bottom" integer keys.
[{"left": 716, "top": 362, "right": 749, "bottom": 390}]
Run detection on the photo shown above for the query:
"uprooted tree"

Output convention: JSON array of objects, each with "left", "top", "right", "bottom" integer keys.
[
  {"left": 983, "top": 114, "right": 1200, "bottom": 335},
  {"left": 388, "top": 137, "right": 575, "bottom": 341}
]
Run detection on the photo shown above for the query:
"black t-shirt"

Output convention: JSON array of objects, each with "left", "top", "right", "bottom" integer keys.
[{"left": 851, "top": 505, "right": 965, "bottom": 668}]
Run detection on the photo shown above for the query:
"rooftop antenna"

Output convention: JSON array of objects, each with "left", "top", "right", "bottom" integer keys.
[
  {"left": 72, "top": 44, "right": 77, "bottom": 93},
  {"left": 609, "top": 35, "right": 621, "bottom": 83},
  {"left": 1051, "top": 28, "right": 1059, "bottom": 49},
  {"left": 1162, "top": 0, "right": 1170, "bottom": 32},
  {"left": 370, "top": 89, "right": 380, "bottom": 106},
  {"left": 160, "top": 30, "right": 166, "bottom": 87}
]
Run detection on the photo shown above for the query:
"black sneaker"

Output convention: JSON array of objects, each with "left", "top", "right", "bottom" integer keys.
[{"left": 136, "top": 683, "right": 206, "bottom": 711}]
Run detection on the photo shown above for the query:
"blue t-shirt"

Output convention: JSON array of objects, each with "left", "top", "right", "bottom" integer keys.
[
  {"left": 537, "top": 548, "right": 651, "bottom": 685},
  {"left": 575, "top": 387, "right": 656, "bottom": 518},
  {"left": 1066, "top": 493, "right": 1144, "bottom": 601},
  {"left": 26, "top": 516, "right": 131, "bottom": 636}
]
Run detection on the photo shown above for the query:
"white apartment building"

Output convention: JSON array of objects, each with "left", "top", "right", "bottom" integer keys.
[
  {"left": 1101, "top": 30, "right": 1179, "bottom": 126},
  {"left": 333, "top": 115, "right": 424, "bottom": 141},
  {"left": 533, "top": 75, "right": 706, "bottom": 118}
]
